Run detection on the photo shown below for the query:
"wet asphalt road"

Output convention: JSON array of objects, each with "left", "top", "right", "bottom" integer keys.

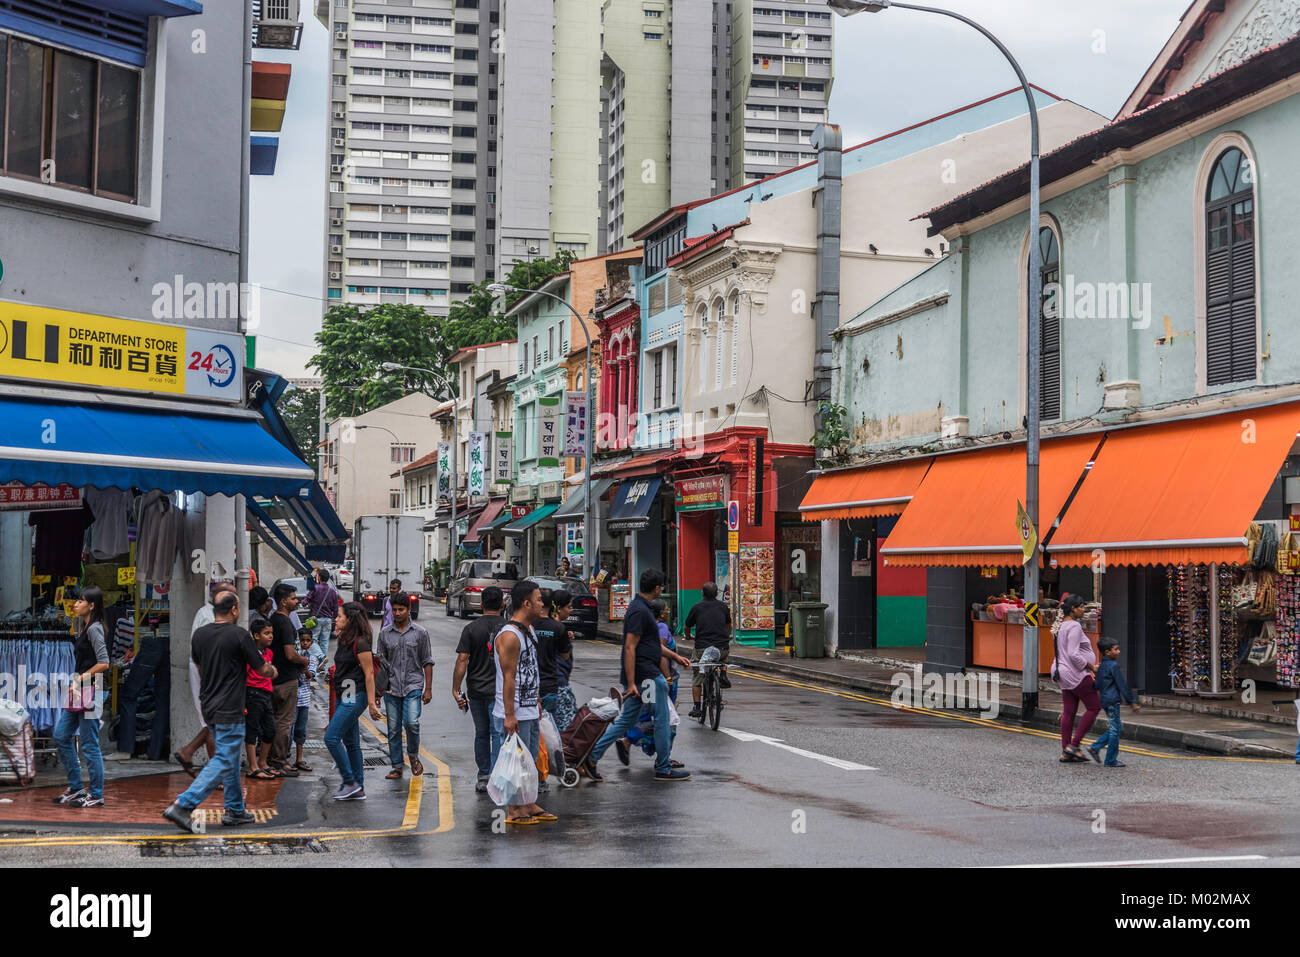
[{"left": 5, "top": 612, "right": 1300, "bottom": 867}]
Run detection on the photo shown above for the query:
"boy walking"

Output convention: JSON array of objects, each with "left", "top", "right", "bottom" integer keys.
[{"left": 1088, "top": 637, "right": 1140, "bottom": 767}]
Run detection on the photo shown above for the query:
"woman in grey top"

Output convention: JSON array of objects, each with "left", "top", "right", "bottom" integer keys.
[{"left": 52, "top": 585, "right": 111, "bottom": 808}]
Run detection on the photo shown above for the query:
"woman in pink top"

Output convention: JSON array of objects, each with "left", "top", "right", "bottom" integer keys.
[{"left": 1053, "top": 594, "right": 1099, "bottom": 762}]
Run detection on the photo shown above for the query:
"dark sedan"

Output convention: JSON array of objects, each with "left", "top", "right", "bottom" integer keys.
[{"left": 528, "top": 576, "right": 599, "bottom": 640}]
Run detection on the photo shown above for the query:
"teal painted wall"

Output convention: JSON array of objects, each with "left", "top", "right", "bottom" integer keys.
[{"left": 876, "top": 596, "right": 926, "bottom": 647}]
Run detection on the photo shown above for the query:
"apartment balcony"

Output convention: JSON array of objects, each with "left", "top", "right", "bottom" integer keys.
[
  {"left": 413, "top": 22, "right": 454, "bottom": 38},
  {"left": 349, "top": 207, "right": 381, "bottom": 221},
  {"left": 350, "top": 73, "right": 385, "bottom": 86},
  {"left": 381, "top": 264, "right": 409, "bottom": 278},
  {"left": 349, "top": 236, "right": 381, "bottom": 249},
  {"left": 381, "top": 208, "right": 409, "bottom": 222},
  {"left": 413, "top": 49, "right": 454, "bottom": 64},
  {"left": 410, "top": 128, "right": 448, "bottom": 143},
  {"left": 410, "top": 155, "right": 451, "bottom": 171},
  {"left": 352, "top": 46, "right": 385, "bottom": 59},
  {"left": 806, "top": 62, "right": 832, "bottom": 79},
  {"left": 409, "top": 182, "right": 451, "bottom": 198},
  {"left": 409, "top": 264, "right": 449, "bottom": 278},
  {"left": 410, "top": 239, "right": 449, "bottom": 252},
  {"left": 347, "top": 263, "right": 380, "bottom": 277},
  {"left": 383, "top": 101, "right": 411, "bottom": 114},
  {"left": 412, "top": 101, "right": 452, "bottom": 117},
  {"left": 347, "top": 182, "right": 381, "bottom": 196},
  {"left": 410, "top": 209, "right": 449, "bottom": 225},
  {"left": 350, "top": 290, "right": 380, "bottom": 304},
  {"left": 380, "top": 237, "right": 409, "bottom": 250},
  {"left": 412, "top": 75, "right": 453, "bottom": 90}
]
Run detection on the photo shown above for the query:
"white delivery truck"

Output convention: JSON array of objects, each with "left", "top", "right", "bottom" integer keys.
[{"left": 353, "top": 514, "right": 425, "bottom": 619}]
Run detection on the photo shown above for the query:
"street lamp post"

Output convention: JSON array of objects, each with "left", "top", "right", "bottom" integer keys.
[
  {"left": 489, "top": 282, "right": 595, "bottom": 583},
  {"left": 357, "top": 424, "right": 405, "bottom": 515},
  {"left": 830, "top": 0, "right": 1042, "bottom": 719},
  {"left": 379, "top": 362, "right": 457, "bottom": 562}
]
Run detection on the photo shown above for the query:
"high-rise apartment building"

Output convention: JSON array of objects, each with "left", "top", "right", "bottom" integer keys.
[
  {"left": 496, "top": 0, "right": 834, "bottom": 274},
  {"left": 316, "top": 0, "right": 500, "bottom": 314}
]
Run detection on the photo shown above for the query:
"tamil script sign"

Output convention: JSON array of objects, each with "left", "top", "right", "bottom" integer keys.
[
  {"left": 0, "top": 301, "right": 243, "bottom": 401},
  {"left": 564, "top": 390, "right": 587, "bottom": 458},
  {"left": 468, "top": 432, "right": 486, "bottom": 496}
]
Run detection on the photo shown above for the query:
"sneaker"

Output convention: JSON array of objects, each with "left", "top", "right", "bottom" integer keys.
[
  {"left": 161, "top": 802, "right": 197, "bottom": 833},
  {"left": 615, "top": 739, "right": 630, "bottom": 766},
  {"left": 51, "top": 787, "right": 86, "bottom": 806},
  {"left": 343, "top": 787, "right": 367, "bottom": 801},
  {"left": 474, "top": 774, "right": 489, "bottom": 793},
  {"left": 333, "top": 782, "right": 362, "bottom": 801},
  {"left": 71, "top": 794, "right": 105, "bottom": 808},
  {"left": 102, "top": 751, "right": 135, "bottom": 762},
  {"left": 653, "top": 768, "right": 691, "bottom": 782},
  {"left": 688, "top": 706, "right": 703, "bottom": 719},
  {"left": 581, "top": 759, "right": 603, "bottom": 782},
  {"left": 222, "top": 809, "right": 257, "bottom": 826}
]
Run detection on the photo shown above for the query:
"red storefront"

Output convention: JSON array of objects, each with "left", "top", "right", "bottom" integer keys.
[{"left": 672, "top": 427, "right": 813, "bottom": 647}]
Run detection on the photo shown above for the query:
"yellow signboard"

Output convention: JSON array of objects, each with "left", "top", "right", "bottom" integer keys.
[
  {"left": 728, "top": 531, "right": 739, "bottom": 553},
  {"left": 117, "top": 566, "right": 137, "bottom": 586},
  {"left": 0, "top": 301, "right": 244, "bottom": 400}
]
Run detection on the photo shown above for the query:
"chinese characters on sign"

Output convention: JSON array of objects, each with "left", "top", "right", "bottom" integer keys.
[
  {"left": 538, "top": 395, "right": 561, "bottom": 467},
  {"left": 437, "top": 442, "right": 451, "bottom": 499},
  {"left": 0, "top": 483, "right": 83, "bottom": 512},
  {"left": 564, "top": 390, "right": 587, "bottom": 458},
  {"left": 468, "top": 432, "right": 486, "bottom": 496},
  {"left": 494, "top": 432, "right": 512, "bottom": 485},
  {"left": 0, "top": 301, "right": 243, "bottom": 400}
]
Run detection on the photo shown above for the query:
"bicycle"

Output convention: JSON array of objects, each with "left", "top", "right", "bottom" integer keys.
[{"left": 694, "top": 649, "right": 726, "bottom": 731}]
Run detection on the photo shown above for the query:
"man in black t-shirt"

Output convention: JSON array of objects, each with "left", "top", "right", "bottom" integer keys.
[
  {"left": 533, "top": 589, "right": 574, "bottom": 717},
  {"left": 583, "top": 569, "right": 692, "bottom": 783},
  {"left": 685, "top": 581, "right": 732, "bottom": 718},
  {"left": 268, "top": 583, "right": 309, "bottom": 776},
  {"left": 164, "top": 592, "right": 275, "bottom": 833},
  {"left": 452, "top": 585, "right": 506, "bottom": 791}
]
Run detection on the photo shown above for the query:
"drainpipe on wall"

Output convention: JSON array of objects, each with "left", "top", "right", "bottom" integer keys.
[
  {"left": 237, "top": 0, "right": 254, "bottom": 625},
  {"left": 811, "top": 124, "right": 842, "bottom": 447}
]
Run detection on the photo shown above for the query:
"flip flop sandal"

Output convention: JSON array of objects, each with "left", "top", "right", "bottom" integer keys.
[
  {"left": 1107, "top": 761, "right": 1127, "bottom": 768},
  {"left": 385, "top": 769, "right": 404, "bottom": 780},
  {"left": 293, "top": 762, "right": 313, "bottom": 772},
  {"left": 247, "top": 768, "right": 276, "bottom": 780},
  {"left": 173, "top": 752, "right": 197, "bottom": 777},
  {"left": 1086, "top": 747, "right": 1103, "bottom": 763},
  {"left": 504, "top": 816, "right": 539, "bottom": 826},
  {"left": 532, "top": 811, "right": 558, "bottom": 822},
  {"left": 410, "top": 759, "right": 424, "bottom": 776},
  {"left": 262, "top": 767, "right": 284, "bottom": 778}
]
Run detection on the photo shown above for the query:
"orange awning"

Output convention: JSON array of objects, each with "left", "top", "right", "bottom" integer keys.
[
  {"left": 1048, "top": 403, "right": 1300, "bottom": 567},
  {"left": 880, "top": 435, "right": 1100, "bottom": 567},
  {"left": 798, "top": 458, "right": 933, "bottom": 522}
]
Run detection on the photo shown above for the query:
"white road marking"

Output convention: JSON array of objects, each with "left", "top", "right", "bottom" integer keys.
[
  {"left": 994, "top": 854, "right": 1268, "bottom": 868},
  {"left": 719, "top": 727, "right": 877, "bottom": 771}
]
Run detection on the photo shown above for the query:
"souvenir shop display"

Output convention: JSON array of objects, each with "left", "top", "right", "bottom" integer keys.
[{"left": 1168, "top": 561, "right": 1253, "bottom": 697}]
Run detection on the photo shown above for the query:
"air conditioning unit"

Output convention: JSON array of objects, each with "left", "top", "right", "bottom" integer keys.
[
  {"left": 253, "top": 0, "right": 304, "bottom": 50},
  {"left": 331, "top": 244, "right": 343, "bottom": 254},
  {"left": 329, "top": 270, "right": 342, "bottom": 280},
  {"left": 335, "top": 29, "right": 348, "bottom": 40},
  {"left": 330, "top": 217, "right": 344, "bottom": 227},
  {"left": 333, "top": 109, "right": 346, "bottom": 119},
  {"left": 331, "top": 164, "right": 344, "bottom": 173},
  {"left": 333, "top": 137, "right": 346, "bottom": 147}
]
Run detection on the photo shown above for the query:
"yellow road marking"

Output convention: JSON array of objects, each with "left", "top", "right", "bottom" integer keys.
[
  {"left": 729, "top": 668, "right": 1289, "bottom": 764},
  {"left": 0, "top": 714, "right": 455, "bottom": 849}
]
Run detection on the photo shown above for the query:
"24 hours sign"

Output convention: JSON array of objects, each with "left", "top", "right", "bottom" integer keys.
[{"left": 0, "top": 301, "right": 243, "bottom": 401}]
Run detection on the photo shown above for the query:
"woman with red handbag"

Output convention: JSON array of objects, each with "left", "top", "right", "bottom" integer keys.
[{"left": 51, "top": 585, "right": 111, "bottom": 808}]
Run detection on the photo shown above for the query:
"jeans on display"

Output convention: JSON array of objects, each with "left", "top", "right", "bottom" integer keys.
[
  {"left": 176, "top": 721, "right": 246, "bottom": 813},
  {"left": 53, "top": 708, "right": 104, "bottom": 799},
  {"left": 384, "top": 689, "right": 424, "bottom": 766},
  {"left": 488, "top": 714, "right": 539, "bottom": 773},
  {"left": 116, "top": 635, "right": 170, "bottom": 759},
  {"left": 324, "top": 697, "right": 368, "bottom": 786},
  {"left": 589, "top": 675, "right": 674, "bottom": 775},
  {"left": 468, "top": 698, "right": 492, "bottom": 776}
]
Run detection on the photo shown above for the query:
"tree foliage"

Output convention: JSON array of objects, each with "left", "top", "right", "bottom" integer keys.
[
  {"left": 278, "top": 386, "right": 322, "bottom": 473},
  {"left": 308, "top": 251, "right": 578, "bottom": 420}
]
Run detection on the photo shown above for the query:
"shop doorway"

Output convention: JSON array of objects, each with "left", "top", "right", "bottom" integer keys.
[{"left": 835, "top": 518, "right": 877, "bottom": 650}]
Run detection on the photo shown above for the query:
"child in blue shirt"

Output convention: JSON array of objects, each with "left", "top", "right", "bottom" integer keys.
[{"left": 1087, "top": 637, "right": 1140, "bottom": 767}]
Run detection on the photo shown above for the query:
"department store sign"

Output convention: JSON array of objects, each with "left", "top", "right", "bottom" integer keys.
[{"left": 0, "top": 301, "right": 244, "bottom": 401}]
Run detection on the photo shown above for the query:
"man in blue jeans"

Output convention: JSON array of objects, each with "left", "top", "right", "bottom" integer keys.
[
  {"left": 376, "top": 594, "right": 434, "bottom": 779},
  {"left": 453, "top": 586, "right": 506, "bottom": 792},
  {"left": 163, "top": 592, "right": 277, "bottom": 833},
  {"left": 582, "top": 569, "right": 693, "bottom": 783}
]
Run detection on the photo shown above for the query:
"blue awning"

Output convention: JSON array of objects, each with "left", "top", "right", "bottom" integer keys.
[
  {"left": 502, "top": 504, "right": 559, "bottom": 536},
  {"left": 101, "top": 0, "right": 203, "bottom": 14},
  {"left": 0, "top": 396, "right": 315, "bottom": 498},
  {"left": 246, "top": 499, "right": 312, "bottom": 576},
  {"left": 0, "top": 1, "right": 201, "bottom": 69},
  {"left": 251, "top": 137, "right": 280, "bottom": 176},
  {"left": 606, "top": 477, "right": 662, "bottom": 532},
  {"left": 252, "top": 486, "right": 349, "bottom": 564}
]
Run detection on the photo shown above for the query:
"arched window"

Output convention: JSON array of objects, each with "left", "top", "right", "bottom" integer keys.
[
  {"left": 713, "top": 298, "right": 726, "bottom": 390},
  {"left": 1205, "top": 147, "right": 1255, "bottom": 385},
  {"left": 1037, "top": 225, "right": 1061, "bottom": 420}
]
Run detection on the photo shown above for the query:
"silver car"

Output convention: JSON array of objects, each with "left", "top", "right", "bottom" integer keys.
[{"left": 446, "top": 560, "right": 519, "bottom": 618}]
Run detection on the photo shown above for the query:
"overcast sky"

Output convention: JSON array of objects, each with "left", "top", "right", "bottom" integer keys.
[{"left": 249, "top": 0, "right": 1189, "bottom": 379}]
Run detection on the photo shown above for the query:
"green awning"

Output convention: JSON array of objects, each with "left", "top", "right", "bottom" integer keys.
[
  {"left": 488, "top": 511, "right": 515, "bottom": 530},
  {"left": 502, "top": 504, "right": 559, "bottom": 536}
]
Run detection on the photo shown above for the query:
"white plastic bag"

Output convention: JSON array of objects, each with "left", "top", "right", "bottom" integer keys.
[
  {"left": 588, "top": 696, "right": 619, "bottom": 721},
  {"left": 486, "top": 732, "right": 538, "bottom": 807},
  {"left": 0, "top": 699, "right": 27, "bottom": 737},
  {"left": 539, "top": 713, "right": 561, "bottom": 753},
  {"left": 667, "top": 699, "right": 680, "bottom": 730}
]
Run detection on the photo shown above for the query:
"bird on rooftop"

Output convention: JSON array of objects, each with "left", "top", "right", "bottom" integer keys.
[
  {"left": 868, "top": 244, "right": 878, "bottom": 254},
  {"left": 924, "top": 248, "right": 935, "bottom": 257}
]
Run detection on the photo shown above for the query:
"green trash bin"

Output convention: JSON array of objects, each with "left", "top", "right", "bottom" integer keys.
[{"left": 789, "top": 601, "right": 828, "bottom": 659}]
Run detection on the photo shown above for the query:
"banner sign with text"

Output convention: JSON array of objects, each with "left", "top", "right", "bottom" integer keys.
[
  {"left": 437, "top": 442, "right": 451, "bottom": 498},
  {"left": 0, "top": 482, "right": 82, "bottom": 512},
  {"left": 468, "top": 432, "right": 486, "bottom": 496},
  {"left": 0, "top": 300, "right": 244, "bottom": 401},
  {"left": 564, "top": 390, "right": 587, "bottom": 458},
  {"left": 494, "top": 432, "right": 512, "bottom": 485},
  {"left": 538, "top": 395, "right": 561, "bottom": 467}
]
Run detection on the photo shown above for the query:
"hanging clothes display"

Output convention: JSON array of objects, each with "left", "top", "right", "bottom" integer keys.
[
  {"left": 85, "top": 487, "right": 135, "bottom": 560},
  {"left": 1275, "top": 574, "right": 1300, "bottom": 688},
  {"left": 0, "top": 628, "right": 76, "bottom": 733},
  {"left": 27, "top": 503, "right": 94, "bottom": 578},
  {"left": 135, "top": 490, "right": 186, "bottom": 584}
]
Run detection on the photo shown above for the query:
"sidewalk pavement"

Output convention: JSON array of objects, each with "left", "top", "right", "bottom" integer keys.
[{"left": 594, "top": 625, "right": 1298, "bottom": 759}]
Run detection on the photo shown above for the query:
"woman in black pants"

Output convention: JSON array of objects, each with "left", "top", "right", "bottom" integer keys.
[{"left": 52, "top": 585, "right": 111, "bottom": 808}]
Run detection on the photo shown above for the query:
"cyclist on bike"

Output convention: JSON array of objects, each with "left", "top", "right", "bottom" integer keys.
[{"left": 685, "top": 582, "right": 731, "bottom": 720}]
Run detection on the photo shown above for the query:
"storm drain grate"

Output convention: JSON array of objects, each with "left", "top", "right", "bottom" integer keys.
[
  {"left": 363, "top": 756, "right": 390, "bottom": 767},
  {"left": 140, "top": 838, "right": 329, "bottom": 857}
]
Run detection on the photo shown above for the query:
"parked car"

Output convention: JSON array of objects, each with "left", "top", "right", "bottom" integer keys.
[
  {"left": 446, "top": 559, "right": 519, "bottom": 619},
  {"left": 336, "top": 560, "right": 353, "bottom": 590},
  {"left": 527, "top": 575, "right": 599, "bottom": 640},
  {"left": 269, "top": 577, "right": 311, "bottom": 616}
]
